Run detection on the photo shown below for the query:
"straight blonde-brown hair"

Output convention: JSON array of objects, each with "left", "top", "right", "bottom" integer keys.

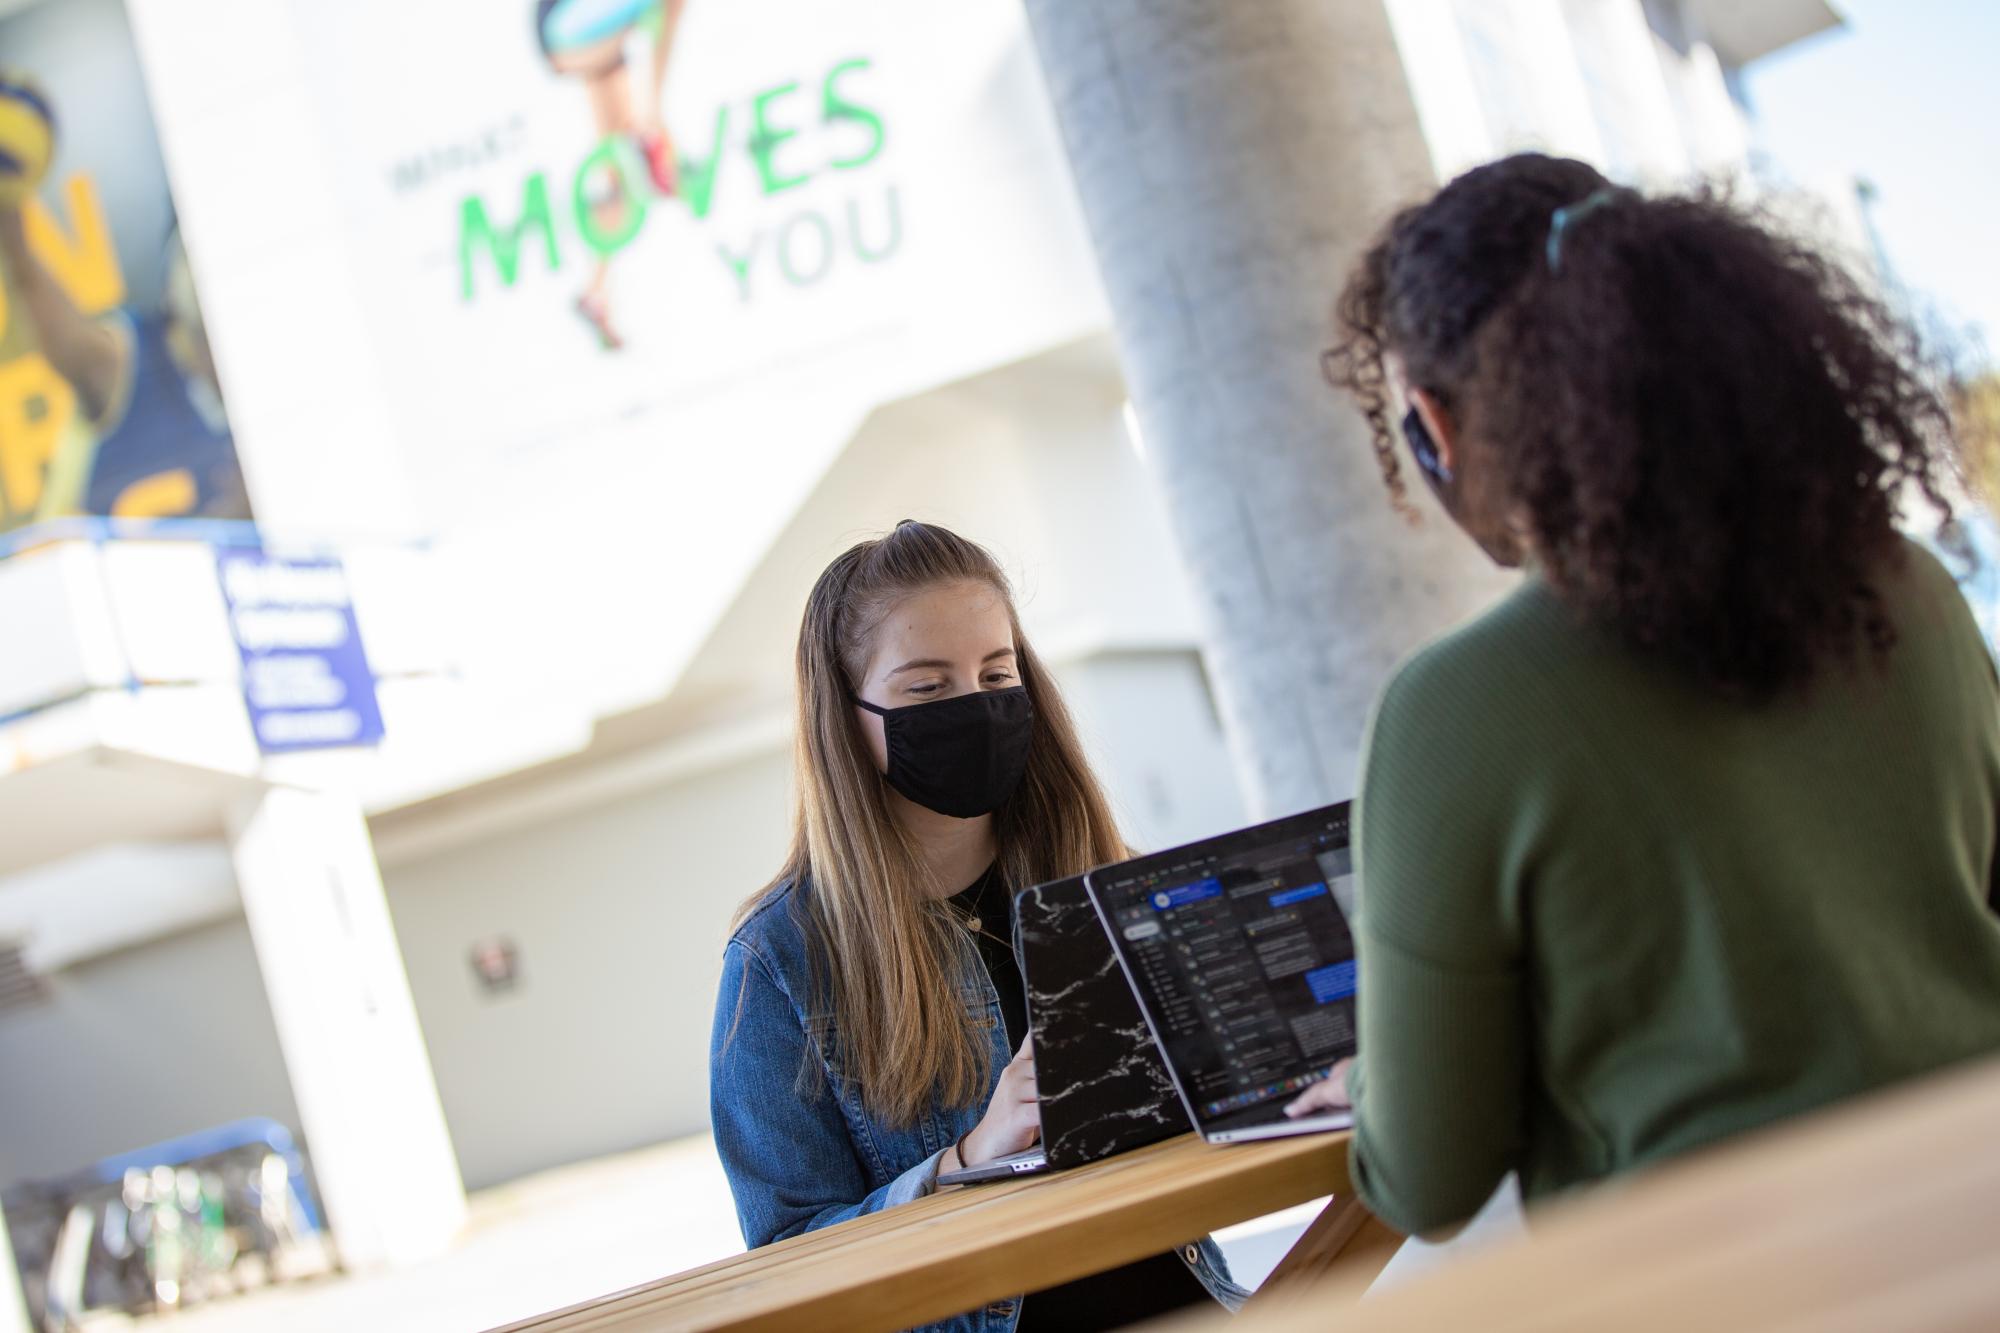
[{"left": 733, "top": 521, "right": 1128, "bottom": 1126}]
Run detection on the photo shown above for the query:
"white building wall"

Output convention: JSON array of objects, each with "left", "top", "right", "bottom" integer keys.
[
  {"left": 379, "top": 747, "right": 792, "bottom": 1190},
  {"left": 1451, "top": 0, "right": 1607, "bottom": 164},
  {"left": 1643, "top": 0, "right": 1755, "bottom": 179},
  {"left": 1561, "top": 0, "right": 1694, "bottom": 184},
  {"left": 0, "top": 916, "right": 300, "bottom": 1187},
  {"left": 1387, "top": 0, "right": 1759, "bottom": 188},
  {"left": 1060, "top": 653, "right": 1248, "bottom": 855}
]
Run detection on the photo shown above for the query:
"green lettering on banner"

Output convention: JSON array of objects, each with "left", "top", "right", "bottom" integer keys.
[
  {"left": 776, "top": 211, "right": 834, "bottom": 287},
  {"left": 573, "top": 137, "right": 648, "bottom": 256},
  {"left": 458, "top": 174, "right": 559, "bottom": 299},
  {"left": 823, "top": 59, "right": 886, "bottom": 170},
  {"left": 717, "top": 233, "right": 762, "bottom": 303},
  {"left": 850, "top": 185, "right": 901, "bottom": 263},
  {"left": 680, "top": 105, "right": 731, "bottom": 219},
  {"left": 748, "top": 81, "right": 809, "bottom": 196}
]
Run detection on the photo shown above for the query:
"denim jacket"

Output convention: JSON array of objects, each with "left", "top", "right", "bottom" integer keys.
[{"left": 709, "top": 880, "right": 1249, "bottom": 1333}]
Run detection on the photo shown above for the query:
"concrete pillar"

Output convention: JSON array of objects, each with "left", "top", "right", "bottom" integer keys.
[
  {"left": 227, "top": 785, "right": 466, "bottom": 1270},
  {"left": 1021, "top": 0, "right": 1512, "bottom": 815}
]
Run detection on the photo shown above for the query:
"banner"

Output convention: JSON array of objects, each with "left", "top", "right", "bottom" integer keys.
[
  {"left": 280, "top": 0, "right": 1107, "bottom": 530},
  {"left": 185, "top": 0, "right": 1110, "bottom": 715},
  {"left": 0, "top": 0, "right": 252, "bottom": 541}
]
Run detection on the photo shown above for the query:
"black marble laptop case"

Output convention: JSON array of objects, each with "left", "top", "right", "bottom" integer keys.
[{"left": 1015, "top": 876, "right": 1188, "bottom": 1169}]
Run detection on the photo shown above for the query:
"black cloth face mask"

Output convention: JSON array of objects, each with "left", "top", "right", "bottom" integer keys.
[{"left": 853, "top": 686, "right": 1035, "bottom": 819}]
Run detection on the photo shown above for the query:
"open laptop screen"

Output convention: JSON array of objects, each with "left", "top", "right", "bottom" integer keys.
[{"left": 1087, "top": 804, "right": 1357, "bottom": 1132}]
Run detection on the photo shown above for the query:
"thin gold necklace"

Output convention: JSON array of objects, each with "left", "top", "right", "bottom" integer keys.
[{"left": 954, "top": 873, "right": 1012, "bottom": 950}]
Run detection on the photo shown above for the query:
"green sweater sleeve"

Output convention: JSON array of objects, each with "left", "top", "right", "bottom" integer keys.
[
  {"left": 1347, "top": 648, "right": 1532, "bottom": 1237},
  {"left": 1348, "top": 928, "right": 1526, "bottom": 1235}
]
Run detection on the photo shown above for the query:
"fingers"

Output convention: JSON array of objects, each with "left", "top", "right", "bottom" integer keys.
[
  {"left": 1003, "top": 1039, "right": 1038, "bottom": 1102},
  {"left": 1284, "top": 1062, "right": 1356, "bottom": 1118},
  {"left": 968, "top": 1095, "right": 1043, "bottom": 1164},
  {"left": 1330, "top": 1057, "right": 1355, "bottom": 1103}
]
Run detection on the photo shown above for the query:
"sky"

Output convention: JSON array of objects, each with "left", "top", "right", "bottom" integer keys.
[{"left": 1745, "top": 0, "right": 2000, "bottom": 370}]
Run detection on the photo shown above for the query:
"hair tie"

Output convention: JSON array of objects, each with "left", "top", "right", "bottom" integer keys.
[{"left": 1546, "top": 188, "right": 1620, "bottom": 273}]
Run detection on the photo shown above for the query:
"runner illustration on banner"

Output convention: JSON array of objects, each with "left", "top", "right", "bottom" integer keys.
[
  {"left": 0, "top": 67, "right": 248, "bottom": 532},
  {"left": 533, "top": 0, "right": 689, "bottom": 350}
]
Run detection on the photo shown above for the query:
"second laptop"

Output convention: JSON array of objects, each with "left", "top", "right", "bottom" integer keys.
[{"left": 1086, "top": 802, "right": 1358, "bottom": 1145}]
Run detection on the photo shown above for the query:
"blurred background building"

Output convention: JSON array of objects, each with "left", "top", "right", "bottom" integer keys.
[{"left": 0, "top": 0, "right": 1985, "bottom": 1329}]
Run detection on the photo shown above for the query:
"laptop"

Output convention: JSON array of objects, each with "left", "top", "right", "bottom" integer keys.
[
  {"left": 1085, "top": 804, "right": 1359, "bottom": 1144},
  {"left": 936, "top": 873, "right": 1188, "bottom": 1186}
]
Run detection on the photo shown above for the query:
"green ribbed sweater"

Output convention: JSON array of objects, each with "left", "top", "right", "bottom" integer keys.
[{"left": 1347, "top": 539, "right": 2000, "bottom": 1237}]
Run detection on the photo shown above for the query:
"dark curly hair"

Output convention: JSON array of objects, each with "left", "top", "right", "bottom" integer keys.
[{"left": 1325, "top": 153, "right": 1961, "bottom": 702}]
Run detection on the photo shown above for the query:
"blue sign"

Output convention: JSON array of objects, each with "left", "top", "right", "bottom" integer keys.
[{"left": 217, "top": 549, "right": 385, "bottom": 754}]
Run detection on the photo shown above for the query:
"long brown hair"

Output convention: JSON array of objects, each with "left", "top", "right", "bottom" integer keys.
[{"left": 735, "top": 521, "right": 1127, "bottom": 1125}]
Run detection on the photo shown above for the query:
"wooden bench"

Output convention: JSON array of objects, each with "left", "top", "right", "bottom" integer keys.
[{"left": 1169, "top": 1056, "right": 2000, "bottom": 1332}]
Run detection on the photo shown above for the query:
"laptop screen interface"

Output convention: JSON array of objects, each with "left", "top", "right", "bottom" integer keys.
[{"left": 1096, "top": 811, "right": 1358, "bottom": 1127}]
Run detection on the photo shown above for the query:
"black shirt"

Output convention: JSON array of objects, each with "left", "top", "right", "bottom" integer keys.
[
  {"left": 948, "top": 864, "right": 1029, "bottom": 1054},
  {"left": 947, "top": 866, "right": 1212, "bottom": 1331}
]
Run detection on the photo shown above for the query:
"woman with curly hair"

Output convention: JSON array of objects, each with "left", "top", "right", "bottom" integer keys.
[{"left": 1285, "top": 153, "right": 2000, "bottom": 1239}]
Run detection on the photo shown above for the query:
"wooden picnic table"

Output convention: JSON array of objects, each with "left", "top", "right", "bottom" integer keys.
[
  {"left": 1188, "top": 1056, "right": 2000, "bottom": 1333},
  {"left": 493, "top": 1129, "right": 1388, "bottom": 1332}
]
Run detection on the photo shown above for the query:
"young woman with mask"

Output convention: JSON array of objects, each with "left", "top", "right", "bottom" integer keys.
[
  {"left": 709, "top": 522, "right": 1246, "bottom": 1332},
  {"left": 1286, "top": 154, "right": 2000, "bottom": 1238}
]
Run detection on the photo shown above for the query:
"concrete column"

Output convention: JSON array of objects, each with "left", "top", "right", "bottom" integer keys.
[
  {"left": 1021, "top": 0, "right": 1511, "bottom": 816},
  {"left": 227, "top": 785, "right": 466, "bottom": 1270}
]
